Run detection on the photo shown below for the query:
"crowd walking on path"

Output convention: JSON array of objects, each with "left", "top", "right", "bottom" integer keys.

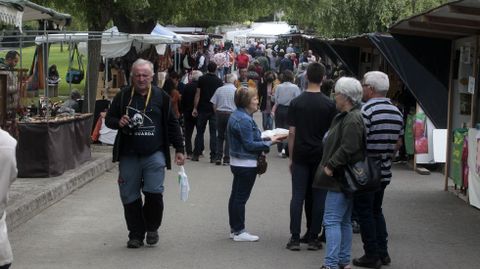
[{"left": 1, "top": 41, "right": 404, "bottom": 269}]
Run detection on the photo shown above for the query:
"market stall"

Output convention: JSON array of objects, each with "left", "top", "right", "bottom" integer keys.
[
  {"left": 16, "top": 114, "right": 93, "bottom": 177},
  {"left": 389, "top": 0, "right": 480, "bottom": 207}
]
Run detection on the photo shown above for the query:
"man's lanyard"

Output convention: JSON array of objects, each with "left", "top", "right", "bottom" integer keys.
[{"left": 127, "top": 85, "right": 152, "bottom": 114}]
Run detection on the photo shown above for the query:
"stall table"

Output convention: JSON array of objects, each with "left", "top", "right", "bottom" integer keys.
[{"left": 17, "top": 114, "right": 93, "bottom": 177}]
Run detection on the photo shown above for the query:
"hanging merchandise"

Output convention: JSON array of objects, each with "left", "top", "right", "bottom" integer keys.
[
  {"left": 462, "top": 136, "right": 469, "bottom": 189},
  {"left": 452, "top": 128, "right": 469, "bottom": 187},
  {"left": 476, "top": 132, "right": 480, "bottom": 177},
  {"left": 66, "top": 44, "right": 84, "bottom": 84},
  {"left": 27, "top": 45, "right": 45, "bottom": 91},
  {"left": 414, "top": 111, "right": 428, "bottom": 154},
  {"left": 405, "top": 113, "right": 415, "bottom": 155}
]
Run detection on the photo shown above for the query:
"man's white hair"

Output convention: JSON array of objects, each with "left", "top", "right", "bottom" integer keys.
[
  {"left": 363, "top": 71, "right": 389, "bottom": 94},
  {"left": 226, "top": 73, "right": 237, "bottom": 84},
  {"left": 191, "top": 70, "right": 203, "bottom": 81},
  {"left": 335, "top": 77, "right": 363, "bottom": 104},
  {"left": 131, "top": 58, "right": 154, "bottom": 77}
]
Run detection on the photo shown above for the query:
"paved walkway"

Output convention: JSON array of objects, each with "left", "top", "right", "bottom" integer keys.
[{"left": 7, "top": 149, "right": 480, "bottom": 268}]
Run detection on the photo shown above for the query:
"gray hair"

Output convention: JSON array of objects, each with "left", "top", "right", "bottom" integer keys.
[
  {"left": 335, "top": 77, "right": 363, "bottom": 104},
  {"left": 191, "top": 70, "right": 203, "bottom": 81},
  {"left": 363, "top": 71, "right": 389, "bottom": 94},
  {"left": 130, "top": 58, "right": 154, "bottom": 77},
  {"left": 226, "top": 73, "right": 237, "bottom": 84}
]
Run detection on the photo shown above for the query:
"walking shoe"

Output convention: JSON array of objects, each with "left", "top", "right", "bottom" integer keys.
[
  {"left": 191, "top": 155, "right": 199, "bottom": 161},
  {"left": 380, "top": 255, "right": 391, "bottom": 265},
  {"left": 223, "top": 161, "right": 230, "bottom": 166},
  {"left": 352, "top": 220, "right": 361, "bottom": 234},
  {"left": 233, "top": 232, "right": 259, "bottom": 242},
  {"left": 299, "top": 233, "right": 309, "bottom": 244},
  {"left": 352, "top": 255, "right": 382, "bottom": 269},
  {"left": 146, "top": 231, "right": 159, "bottom": 246},
  {"left": 281, "top": 149, "right": 287, "bottom": 158},
  {"left": 307, "top": 238, "right": 323, "bottom": 250},
  {"left": 127, "top": 238, "right": 144, "bottom": 248},
  {"left": 215, "top": 159, "right": 222, "bottom": 165},
  {"left": 285, "top": 237, "right": 301, "bottom": 251}
]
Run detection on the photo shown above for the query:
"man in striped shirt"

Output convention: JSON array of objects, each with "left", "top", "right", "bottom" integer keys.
[{"left": 353, "top": 71, "right": 403, "bottom": 269}]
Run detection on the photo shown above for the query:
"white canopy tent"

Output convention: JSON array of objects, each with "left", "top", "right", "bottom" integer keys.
[
  {"left": 247, "top": 22, "right": 294, "bottom": 40},
  {"left": 0, "top": 0, "right": 71, "bottom": 30}
]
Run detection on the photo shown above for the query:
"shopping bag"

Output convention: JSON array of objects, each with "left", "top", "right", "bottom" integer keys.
[{"left": 178, "top": 166, "right": 190, "bottom": 201}]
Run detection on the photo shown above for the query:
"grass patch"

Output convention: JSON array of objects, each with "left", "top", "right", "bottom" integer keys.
[{"left": 1, "top": 44, "right": 87, "bottom": 97}]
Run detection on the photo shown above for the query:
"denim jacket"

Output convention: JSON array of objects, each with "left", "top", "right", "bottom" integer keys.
[{"left": 227, "top": 108, "right": 272, "bottom": 160}]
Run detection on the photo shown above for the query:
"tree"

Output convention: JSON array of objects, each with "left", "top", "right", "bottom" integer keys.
[{"left": 281, "top": 0, "right": 449, "bottom": 37}]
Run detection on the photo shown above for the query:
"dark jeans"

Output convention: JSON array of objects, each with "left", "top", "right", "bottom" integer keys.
[
  {"left": 290, "top": 161, "right": 327, "bottom": 239},
  {"left": 228, "top": 166, "right": 257, "bottom": 233},
  {"left": 194, "top": 112, "right": 217, "bottom": 159},
  {"left": 275, "top": 105, "right": 289, "bottom": 153},
  {"left": 354, "top": 182, "right": 389, "bottom": 258},
  {"left": 216, "top": 111, "right": 231, "bottom": 162},
  {"left": 184, "top": 112, "right": 197, "bottom": 155}
]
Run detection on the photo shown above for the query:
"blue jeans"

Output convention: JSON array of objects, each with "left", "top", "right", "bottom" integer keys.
[
  {"left": 118, "top": 151, "right": 166, "bottom": 204},
  {"left": 290, "top": 161, "right": 326, "bottom": 238},
  {"left": 228, "top": 166, "right": 257, "bottom": 233},
  {"left": 194, "top": 112, "right": 217, "bottom": 159},
  {"left": 354, "top": 182, "right": 389, "bottom": 258},
  {"left": 324, "top": 191, "right": 353, "bottom": 268},
  {"left": 262, "top": 112, "right": 274, "bottom": 130}
]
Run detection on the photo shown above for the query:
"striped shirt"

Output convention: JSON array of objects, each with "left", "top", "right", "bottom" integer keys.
[{"left": 362, "top": 98, "right": 404, "bottom": 182}]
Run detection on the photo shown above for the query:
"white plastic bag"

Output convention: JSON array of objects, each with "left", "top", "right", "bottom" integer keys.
[{"left": 178, "top": 166, "right": 190, "bottom": 202}]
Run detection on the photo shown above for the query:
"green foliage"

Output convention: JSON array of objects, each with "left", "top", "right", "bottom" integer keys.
[
  {"left": 1, "top": 44, "right": 86, "bottom": 97},
  {"left": 282, "top": 0, "right": 449, "bottom": 37}
]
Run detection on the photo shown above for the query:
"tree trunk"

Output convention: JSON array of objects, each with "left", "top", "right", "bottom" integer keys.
[{"left": 82, "top": 38, "right": 101, "bottom": 113}]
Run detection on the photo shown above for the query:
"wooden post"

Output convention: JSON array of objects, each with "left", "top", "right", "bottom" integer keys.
[{"left": 444, "top": 42, "right": 456, "bottom": 192}]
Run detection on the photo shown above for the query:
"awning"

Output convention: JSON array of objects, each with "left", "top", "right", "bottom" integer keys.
[
  {"left": 0, "top": 0, "right": 71, "bottom": 29},
  {"left": 35, "top": 27, "right": 181, "bottom": 58},
  {"left": 389, "top": 0, "right": 480, "bottom": 40},
  {"left": 368, "top": 34, "right": 448, "bottom": 128},
  {"left": 316, "top": 33, "right": 448, "bottom": 128}
]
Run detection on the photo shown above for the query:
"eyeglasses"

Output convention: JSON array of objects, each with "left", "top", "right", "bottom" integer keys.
[{"left": 134, "top": 74, "right": 152, "bottom": 78}]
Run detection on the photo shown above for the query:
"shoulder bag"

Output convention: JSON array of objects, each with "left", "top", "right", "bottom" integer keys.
[
  {"left": 66, "top": 45, "right": 84, "bottom": 84},
  {"left": 342, "top": 125, "right": 382, "bottom": 194}
]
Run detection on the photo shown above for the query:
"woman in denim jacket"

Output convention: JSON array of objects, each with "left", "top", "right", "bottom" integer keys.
[{"left": 227, "top": 87, "right": 284, "bottom": 242}]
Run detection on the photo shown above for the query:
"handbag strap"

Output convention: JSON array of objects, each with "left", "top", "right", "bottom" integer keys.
[{"left": 69, "top": 44, "right": 84, "bottom": 71}]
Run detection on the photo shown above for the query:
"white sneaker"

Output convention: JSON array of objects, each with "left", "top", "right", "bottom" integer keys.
[
  {"left": 229, "top": 232, "right": 234, "bottom": 239},
  {"left": 233, "top": 232, "right": 259, "bottom": 242}
]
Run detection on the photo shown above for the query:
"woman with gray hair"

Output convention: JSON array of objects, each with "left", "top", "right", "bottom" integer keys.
[{"left": 313, "top": 77, "right": 365, "bottom": 269}]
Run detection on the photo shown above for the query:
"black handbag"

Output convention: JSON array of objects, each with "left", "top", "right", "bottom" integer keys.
[
  {"left": 66, "top": 45, "right": 84, "bottom": 84},
  {"left": 342, "top": 155, "right": 382, "bottom": 194},
  {"left": 257, "top": 154, "right": 268, "bottom": 175}
]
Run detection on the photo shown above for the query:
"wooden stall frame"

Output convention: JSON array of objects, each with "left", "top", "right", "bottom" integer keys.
[{"left": 444, "top": 41, "right": 456, "bottom": 192}]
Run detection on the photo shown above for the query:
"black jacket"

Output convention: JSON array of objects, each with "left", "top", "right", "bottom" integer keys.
[{"left": 105, "top": 85, "right": 185, "bottom": 169}]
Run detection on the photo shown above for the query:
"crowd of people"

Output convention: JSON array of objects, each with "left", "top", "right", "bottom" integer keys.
[
  {"left": 100, "top": 40, "right": 404, "bottom": 269},
  {"left": 0, "top": 42, "right": 403, "bottom": 269}
]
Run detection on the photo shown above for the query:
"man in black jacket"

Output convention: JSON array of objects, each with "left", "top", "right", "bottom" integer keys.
[{"left": 106, "top": 59, "right": 185, "bottom": 248}]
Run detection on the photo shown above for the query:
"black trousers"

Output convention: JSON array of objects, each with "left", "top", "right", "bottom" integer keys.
[{"left": 123, "top": 192, "right": 164, "bottom": 240}]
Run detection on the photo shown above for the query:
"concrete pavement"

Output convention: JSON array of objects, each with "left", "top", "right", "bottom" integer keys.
[{"left": 7, "top": 148, "right": 480, "bottom": 268}]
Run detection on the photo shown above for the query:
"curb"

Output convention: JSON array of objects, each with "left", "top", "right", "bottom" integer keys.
[{"left": 6, "top": 153, "right": 114, "bottom": 230}]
